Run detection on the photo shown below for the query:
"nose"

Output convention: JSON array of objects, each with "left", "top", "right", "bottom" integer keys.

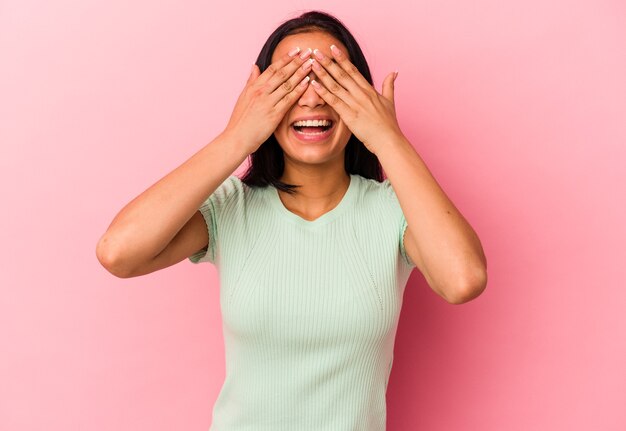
[{"left": 297, "top": 71, "right": 325, "bottom": 108}]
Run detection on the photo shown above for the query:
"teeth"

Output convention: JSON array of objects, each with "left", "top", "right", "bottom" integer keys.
[
  {"left": 297, "top": 129, "right": 328, "bottom": 135},
  {"left": 292, "top": 119, "right": 332, "bottom": 127}
]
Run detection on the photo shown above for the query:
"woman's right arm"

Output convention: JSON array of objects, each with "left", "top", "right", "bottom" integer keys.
[
  {"left": 96, "top": 47, "right": 314, "bottom": 278},
  {"left": 95, "top": 131, "right": 250, "bottom": 278}
]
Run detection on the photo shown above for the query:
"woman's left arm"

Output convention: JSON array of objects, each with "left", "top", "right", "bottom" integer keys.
[
  {"left": 310, "top": 45, "right": 488, "bottom": 304},
  {"left": 375, "top": 133, "right": 488, "bottom": 304}
]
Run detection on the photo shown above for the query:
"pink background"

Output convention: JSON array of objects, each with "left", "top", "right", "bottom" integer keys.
[{"left": 1, "top": 0, "right": 625, "bottom": 430}]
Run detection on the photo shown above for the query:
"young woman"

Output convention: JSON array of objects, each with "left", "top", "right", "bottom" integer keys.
[{"left": 97, "top": 10, "right": 487, "bottom": 430}]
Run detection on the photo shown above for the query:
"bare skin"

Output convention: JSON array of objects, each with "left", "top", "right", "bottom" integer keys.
[
  {"left": 96, "top": 28, "right": 486, "bottom": 305},
  {"left": 303, "top": 33, "right": 488, "bottom": 303},
  {"left": 270, "top": 32, "right": 354, "bottom": 221},
  {"left": 96, "top": 41, "right": 317, "bottom": 277}
]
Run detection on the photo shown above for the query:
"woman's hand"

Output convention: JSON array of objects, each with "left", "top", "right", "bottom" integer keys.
[
  {"left": 223, "top": 47, "right": 314, "bottom": 153},
  {"left": 308, "top": 45, "right": 403, "bottom": 155}
]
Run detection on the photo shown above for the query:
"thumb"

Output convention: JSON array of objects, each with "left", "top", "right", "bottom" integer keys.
[
  {"left": 247, "top": 64, "right": 259, "bottom": 83},
  {"left": 382, "top": 70, "right": 397, "bottom": 105}
]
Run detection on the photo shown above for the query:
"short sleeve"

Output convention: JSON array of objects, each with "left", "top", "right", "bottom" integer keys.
[
  {"left": 188, "top": 175, "right": 241, "bottom": 265},
  {"left": 380, "top": 178, "right": 417, "bottom": 269}
]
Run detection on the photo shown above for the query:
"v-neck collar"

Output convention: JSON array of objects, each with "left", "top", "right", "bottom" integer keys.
[{"left": 267, "top": 174, "right": 358, "bottom": 228}]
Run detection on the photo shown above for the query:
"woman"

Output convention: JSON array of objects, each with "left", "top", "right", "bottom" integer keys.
[{"left": 96, "top": 10, "right": 487, "bottom": 430}]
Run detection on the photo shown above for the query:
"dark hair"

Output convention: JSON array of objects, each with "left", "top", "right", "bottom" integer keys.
[{"left": 239, "top": 10, "right": 384, "bottom": 194}]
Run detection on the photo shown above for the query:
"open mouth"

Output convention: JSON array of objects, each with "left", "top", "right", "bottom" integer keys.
[{"left": 291, "top": 119, "right": 335, "bottom": 135}]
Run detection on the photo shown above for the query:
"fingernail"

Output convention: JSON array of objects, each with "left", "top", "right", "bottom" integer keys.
[
  {"left": 299, "top": 47, "right": 312, "bottom": 59},
  {"left": 313, "top": 48, "right": 325, "bottom": 60},
  {"left": 330, "top": 45, "right": 342, "bottom": 57},
  {"left": 302, "top": 58, "right": 314, "bottom": 70},
  {"left": 311, "top": 79, "right": 321, "bottom": 88},
  {"left": 288, "top": 47, "right": 301, "bottom": 57},
  {"left": 299, "top": 76, "right": 310, "bottom": 87}
]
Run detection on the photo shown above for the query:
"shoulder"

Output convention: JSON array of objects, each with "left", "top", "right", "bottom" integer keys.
[
  {"left": 354, "top": 175, "right": 396, "bottom": 203},
  {"left": 206, "top": 175, "right": 253, "bottom": 206},
  {"left": 354, "top": 175, "right": 404, "bottom": 222},
  {"left": 216, "top": 174, "right": 244, "bottom": 196}
]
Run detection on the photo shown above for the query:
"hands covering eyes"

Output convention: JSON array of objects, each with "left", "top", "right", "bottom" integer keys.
[
  {"left": 222, "top": 47, "right": 315, "bottom": 154},
  {"left": 307, "top": 45, "right": 403, "bottom": 155},
  {"left": 222, "top": 45, "right": 403, "bottom": 156}
]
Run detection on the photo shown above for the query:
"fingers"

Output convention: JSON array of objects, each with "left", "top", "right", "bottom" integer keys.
[
  {"left": 327, "top": 44, "right": 375, "bottom": 95},
  {"left": 268, "top": 56, "right": 314, "bottom": 106},
  {"left": 382, "top": 71, "right": 397, "bottom": 107},
  {"left": 248, "top": 64, "right": 259, "bottom": 84},
  {"left": 309, "top": 57, "right": 359, "bottom": 108},
  {"left": 309, "top": 78, "right": 354, "bottom": 123},
  {"left": 311, "top": 48, "right": 370, "bottom": 104},
  {"left": 273, "top": 75, "right": 312, "bottom": 114},
  {"left": 263, "top": 48, "right": 313, "bottom": 96},
  {"left": 255, "top": 47, "right": 312, "bottom": 90}
]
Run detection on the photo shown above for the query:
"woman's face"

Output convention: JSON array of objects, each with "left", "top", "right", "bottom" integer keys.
[{"left": 271, "top": 31, "right": 354, "bottom": 166}]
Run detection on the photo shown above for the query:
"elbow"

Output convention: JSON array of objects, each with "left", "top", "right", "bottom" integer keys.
[
  {"left": 446, "top": 265, "right": 488, "bottom": 305},
  {"left": 96, "top": 235, "right": 134, "bottom": 279}
]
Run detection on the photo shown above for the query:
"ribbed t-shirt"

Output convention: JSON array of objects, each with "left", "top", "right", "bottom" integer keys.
[{"left": 188, "top": 173, "right": 416, "bottom": 431}]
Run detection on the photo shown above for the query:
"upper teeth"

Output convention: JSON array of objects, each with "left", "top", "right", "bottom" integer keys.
[{"left": 293, "top": 119, "right": 332, "bottom": 127}]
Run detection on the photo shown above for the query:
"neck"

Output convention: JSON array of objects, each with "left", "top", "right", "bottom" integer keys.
[{"left": 278, "top": 169, "right": 351, "bottom": 218}]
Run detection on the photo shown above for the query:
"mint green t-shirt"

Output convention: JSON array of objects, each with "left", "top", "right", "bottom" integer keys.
[{"left": 189, "top": 173, "right": 416, "bottom": 431}]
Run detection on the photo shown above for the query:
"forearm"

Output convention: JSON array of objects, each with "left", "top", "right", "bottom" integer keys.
[
  {"left": 96, "top": 130, "right": 250, "bottom": 272},
  {"left": 375, "top": 134, "right": 487, "bottom": 296}
]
